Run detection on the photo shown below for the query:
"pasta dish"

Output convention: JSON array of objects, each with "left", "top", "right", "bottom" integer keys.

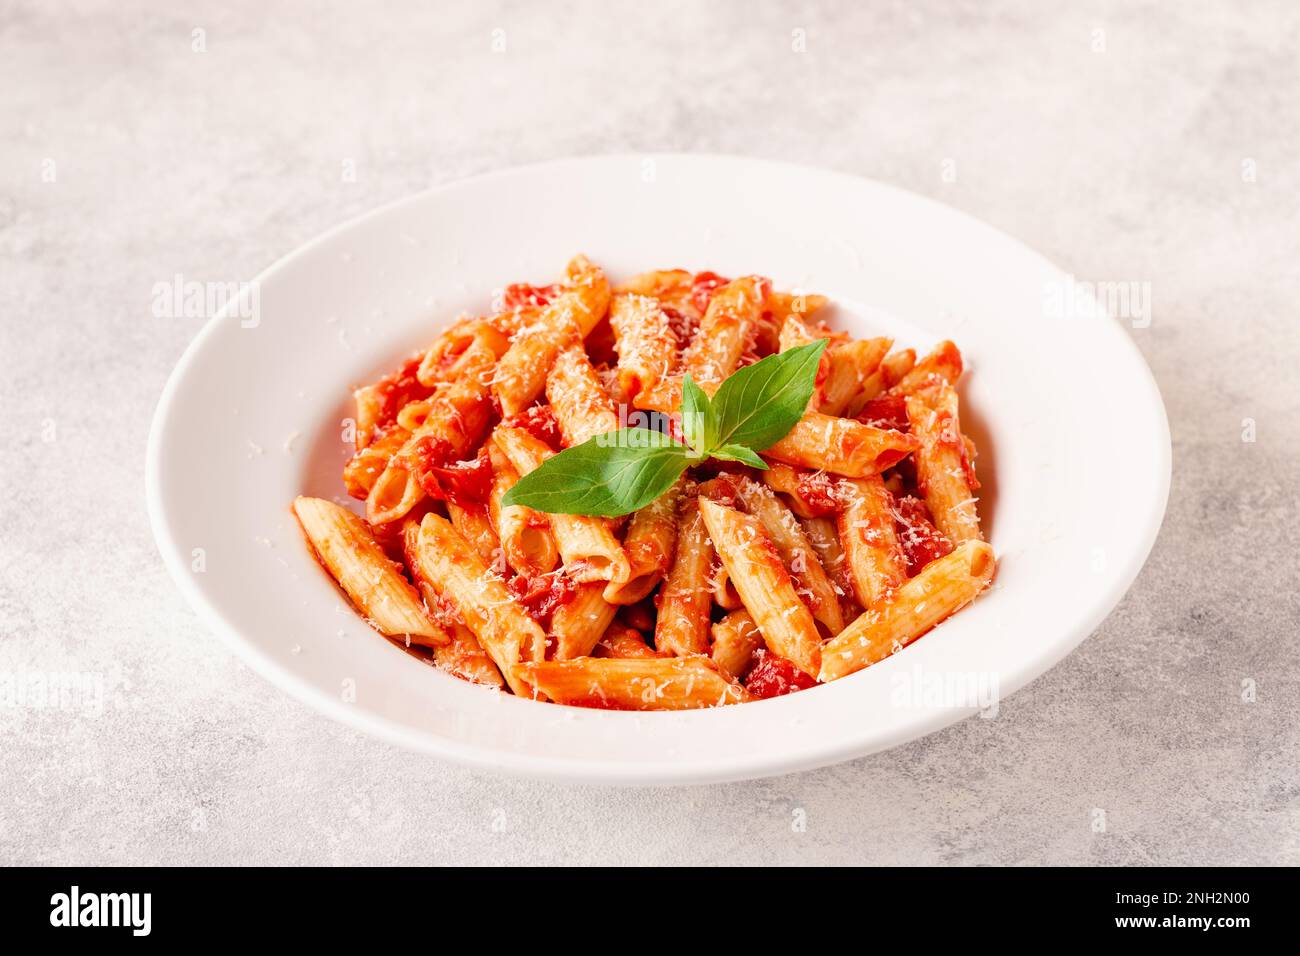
[{"left": 292, "top": 255, "right": 995, "bottom": 709}]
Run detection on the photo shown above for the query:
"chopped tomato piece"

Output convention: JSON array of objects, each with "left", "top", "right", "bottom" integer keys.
[
  {"left": 503, "top": 405, "right": 563, "bottom": 449},
  {"left": 894, "top": 495, "right": 954, "bottom": 575},
  {"left": 857, "top": 394, "right": 909, "bottom": 432},
  {"left": 744, "top": 649, "right": 818, "bottom": 699}
]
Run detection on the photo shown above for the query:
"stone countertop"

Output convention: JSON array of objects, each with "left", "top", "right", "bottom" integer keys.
[{"left": 2, "top": 0, "right": 1297, "bottom": 865}]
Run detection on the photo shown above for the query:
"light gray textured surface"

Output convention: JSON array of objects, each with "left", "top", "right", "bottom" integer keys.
[{"left": 2, "top": 0, "right": 1298, "bottom": 865}]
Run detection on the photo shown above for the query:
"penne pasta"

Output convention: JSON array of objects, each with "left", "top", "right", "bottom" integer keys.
[
  {"left": 637, "top": 275, "right": 769, "bottom": 409},
  {"left": 888, "top": 340, "right": 962, "bottom": 397},
  {"left": 298, "top": 255, "right": 998, "bottom": 708},
  {"left": 819, "top": 540, "right": 996, "bottom": 681},
  {"left": 906, "top": 384, "right": 982, "bottom": 544},
  {"left": 493, "top": 255, "right": 611, "bottom": 416},
  {"left": 800, "top": 514, "right": 860, "bottom": 620},
  {"left": 760, "top": 462, "right": 840, "bottom": 518},
  {"left": 433, "top": 621, "right": 506, "bottom": 688},
  {"left": 710, "top": 559, "right": 744, "bottom": 610},
  {"left": 818, "top": 337, "right": 892, "bottom": 416},
  {"left": 764, "top": 411, "right": 920, "bottom": 477},
  {"left": 653, "top": 505, "right": 714, "bottom": 657},
  {"left": 734, "top": 477, "right": 845, "bottom": 635},
  {"left": 409, "top": 512, "right": 547, "bottom": 697},
  {"left": 491, "top": 425, "right": 631, "bottom": 584},
  {"left": 551, "top": 580, "right": 619, "bottom": 660},
  {"left": 366, "top": 341, "right": 498, "bottom": 526},
  {"left": 837, "top": 476, "right": 907, "bottom": 608},
  {"left": 850, "top": 348, "right": 915, "bottom": 412},
  {"left": 710, "top": 609, "right": 764, "bottom": 682},
  {"left": 613, "top": 269, "right": 695, "bottom": 315},
  {"left": 446, "top": 501, "right": 500, "bottom": 567},
  {"left": 343, "top": 424, "right": 409, "bottom": 499},
  {"left": 595, "top": 624, "right": 662, "bottom": 659},
  {"left": 697, "top": 497, "right": 822, "bottom": 679},
  {"left": 487, "top": 443, "right": 558, "bottom": 576},
  {"left": 607, "top": 292, "right": 679, "bottom": 404},
  {"left": 352, "top": 354, "right": 431, "bottom": 451},
  {"left": 514, "top": 656, "right": 751, "bottom": 710},
  {"left": 416, "top": 316, "right": 511, "bottom": 388},
  {"left": 292, "top": 496, "right": 445, "bottom": 644},
  {"left": 546, "top": 342, "right": 621, "bottom": 447},
  {"left": 603, "top": 477, "right": 682, "bottom": 604}
]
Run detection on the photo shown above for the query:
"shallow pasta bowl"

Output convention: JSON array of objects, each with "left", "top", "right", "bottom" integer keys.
[{"left": 146, "top": 154, "right": 1170, "bottom": 784}]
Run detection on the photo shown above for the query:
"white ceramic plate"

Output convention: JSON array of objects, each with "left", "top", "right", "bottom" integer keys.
[{"left": 147, "top": 155, "right": 1169, "bottom": 784}]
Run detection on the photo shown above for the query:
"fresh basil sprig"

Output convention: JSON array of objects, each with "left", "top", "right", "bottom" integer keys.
[{"left": 502, "top": 339, "right": 827, "bottom": 517}]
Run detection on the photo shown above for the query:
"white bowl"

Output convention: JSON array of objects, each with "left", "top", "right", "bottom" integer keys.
[{"left": 147, "top": 154, "right": 1170, "bottom": 784}]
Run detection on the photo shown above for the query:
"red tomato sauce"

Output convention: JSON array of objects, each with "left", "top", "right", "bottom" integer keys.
[
  {"left": 502, "top": 283, "right": 562, "bottom": 310},
  {"left": 503, "top": 405, "right": 562, "bottom": 449},
  {"left": 744, "top": 649, "right": 818, "bottom": 699},
  {"left": 857, "top": 394, "right": 909, "bottom": 432},
  {"left": 690, "top": 271, "right": 729, "bottom": 315},
  {"left": 507, "top": 572, "right": 576, "bottom": 626},
  {"left": 795, "top": 470, "right": 840, "bottom": 516},
  {"left": 894, "top": 495, "right": 954, "bottom": 575},
  {"left": 373, "top": 355, "right": 432, "bottom": 427},
  {"left": 411, "top": 440, "right": 493, "bottom": 506},
  {"left": 662, "top": 305, "right": 695, "bottom": 346}
]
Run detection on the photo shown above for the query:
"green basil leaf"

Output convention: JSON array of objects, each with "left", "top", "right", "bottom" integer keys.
[
  {"left": 709, "top": 444, "right": 768, "bottom": 470},
  {"left": 500, "top": 428, "right": 691, "bottom": 517},
  {"left": 710, "top": 339, "right": 827, "bottom": 451},
  {"left": 679, "top": 373, "right": 716, "bottom": 457}
]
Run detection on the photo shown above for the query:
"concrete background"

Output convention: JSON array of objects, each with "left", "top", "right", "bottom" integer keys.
[{"left": 2, "top": 0, "right": 1297, "bottom": 865}]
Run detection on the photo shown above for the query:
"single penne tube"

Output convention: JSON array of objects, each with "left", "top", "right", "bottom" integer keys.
[
  {"left": 710, "top": 609, "right": 763, "bottom": 682},
  {"left": 446, "top": 501, "right": 501, "bottom": 568},
  {"left": 760, "top": 462, "right": 839, "bottom": 518},
  {"left": 410, "top": 512, "right": 547, "bottom": 697},
  {"left": 734, "top": 477, "right": 845, "bottom": 635},
  {"left": 602, "top": 477, "right": 682, "bottom": 604},
  {"left": 849, "top": 348, "right": 915, "bottom": 413},
  {"left": 514, "top": 656, "right": 751, "bottom": 710},
  {"left": 888, "top": 339, "right": 962, "bottom": 397},
  {"left": 545, "top": 342, "right": 621, "bottom": 446},
  {"left": 653, "top": 506, "right": 714, "bottom": 657},
  {"left": 837, "top": 476, "right": 907, "bottom": 608},
  {"left": 710, "top": 560, "right": 744, "bottom": 610},
  {"left": 342, "top": 424, "right": 409, "bottom": 499},
  {"left": 818, "top": 337, "right": 892, "bottom": 416},
  {"left": 613, "top": 268, "right": 695, "bottom": 314},
  {"left": 433, "top": 621, "right": 506, "bottom": 688},
  {"left": 697, "top": 497, "right": 822, "bottom": 679},
  {"left": 551, "top": 581, "right": 619, "bottom": 660},
  {"left": 607, "top": 292, "right": 678, "bottom": 403},
  {"left": 777, "top": 311, "right": 825, "bottom": 353},
  {"left": 768, "top": 290, "right": 829, "bottom": 326},
  {"left": 594, "top": 624, "right": 661, "bottom": 659},
  {"left": 906, "top": 385, "right": 982, "bottom": 544},
  {"left": 819, "top": 540, "right": 996, "bottom": 681},
  {"left": 493, "top": 255, "right": 611, "bottom": 416},
  {"left": 764, "top": 411, "right": 920, "bottom": 477},
  {"left": 680, "top": 274, "right": 768, "bottom": 393},
  {"left": 292, "top": 497, "right": 444, "bottom": 644},
  {"left": 400, "top": 521, "right": 503, "bottom": 683},
  {"left": 491, "top": 425, "right": 630, "bottom": 584},
  {"left": 800, "top": 515, "right": 860, "bottom": 620},
  {"left": 366, "top": 342, "right": 497, "bottom": 525},
  {"left": 487, "top": 443, "right": 558, "bottom": 576}
]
